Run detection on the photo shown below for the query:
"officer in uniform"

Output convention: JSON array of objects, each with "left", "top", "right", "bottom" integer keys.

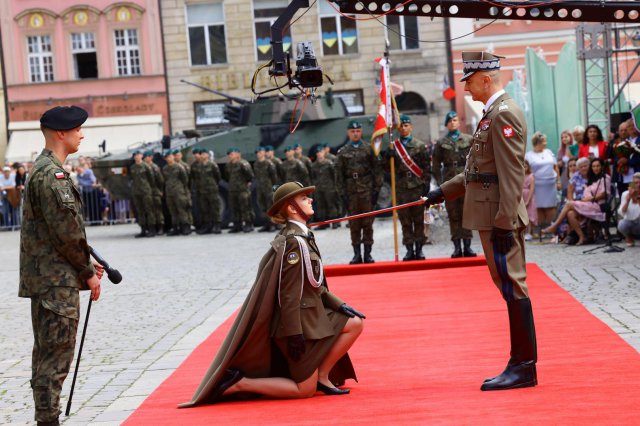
[
  {"left": 281, "top": 145, "right": 310, "bottom": 185},
  {"left": 191, "top": 148, "right": 222, "bottom": 234},
  {"left": 265, "top": 145, "right": 283, "bottom": 184},
  {"left": 336, "top": 121, "right": 382, "bottom": 263},
  {"left": 130, "top": 150, "right": 156, "bottom": 238},
  {"left": 294, "top": 143, "right": 313, "bottom": 176},
  {"left": 253, "top": 146, "right": 279, "bottom": 232},
  {"left": 310, "top": 145, "right": 339, "bottom": 228},
  {"left": 163, "top": 150, "right": 192, "bottom": 235},
  {"left": 143, "top": 151, "right": 165, "bottom": 235},
  {"left": 385, "top": 115, "right": 431, "bottom": 261},
  {"left": 20, "top": 106, "right": 103, "bottom": 426},
  {"left": 225, "top": 147, "right": 255, "bottom": 233},
  {"left": 432, "top": 111, "right": 477, "bottom": 258},
  {"left": 174, "top": 149, "right": 194, "bottom": 229},
  {"left": 425, "top": 52, "right": 537, "bottom": 391},
  {"left": 189, "top": 147, "right": 202, "bottom": 228}
]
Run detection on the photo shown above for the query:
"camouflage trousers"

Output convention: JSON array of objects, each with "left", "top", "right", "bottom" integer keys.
[
  {"left": 397, "top": 187, "right": 424, "bottom": 245},
  {"left": 229, "top": 190, "right": 254, "bottom": 223},
  {"left": 152, "top": 193, "right": 164, "bottom": 226},
  {"left": 30, "top": 287, "right": 80, "bottom": 423},
  {"left": 256, "top": 188, "right": 272, "bottom": 214},
  {"left": 166, "top": 194, "right": 190, "bottom": 227},
  {"left": 314, "top": 188, "right": 339, "bottom": 221},
  {"left": 444, "top": 197, "right": 472, "bottom": 240},
  {"left": 347, "top": 192, "right": 374, "bottom": 245},
  {"left": 197, "top": 191, "right": 221, "bottom": 224},
  {"left": 132, "top": 191, "right": 155, "bottom": 228}
]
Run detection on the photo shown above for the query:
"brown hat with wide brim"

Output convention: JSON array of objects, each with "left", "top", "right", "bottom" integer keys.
[{"left": 267, "top": 181, "right": 315, "bottom": 218}]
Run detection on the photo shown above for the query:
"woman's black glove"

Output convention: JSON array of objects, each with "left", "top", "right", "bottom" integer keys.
[
  {"left": 424, "top": 187, "right": 444, "bottom": 205},
  {"left": 339, "top": 303, "right": 366, "bottom": 319},
  {"left": 287, "top": 334, "right": 306, "bottom": 361},
  {"left": 491, "top": 227, "right": 515, "bottom": 255}
]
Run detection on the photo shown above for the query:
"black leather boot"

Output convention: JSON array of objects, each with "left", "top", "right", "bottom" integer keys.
[
  {"left": 228, "top": 222, "right": 242, "bottom": 233},
  {"left": 146, "top": 226, "right": 156, "bottom": 237},
  {"left": 481, "top": 298, "right": 538, "bottom": 391},
  {"left": 212, "top": 223, "right": 222, "bottom": 234},
  {"left": 37, "top": 419, "right": 60, "bottom": 426},
  {"left": 414, "top": 242, "right": 425, "bottom": 260},
  {"left": 258, "top": 223, "right": 271, "bottom": 232},
  {"left": 349, "top": 245, "right": 363, "bottom": 264},
  {"left": 181, "top": 224, "right": 192, "bottom": 235},
  {"left": 134, "top": 226, "right": 149, "bottom": 238},
  {"left": 451, "top": 239, "right": 463, "bottom": 258},
  {"left": 463, "top": 239, "right": 477, "bottom": 257},
  {"left": 243, "top": 222, "right": 254, "bottom": 233},
  {"left": 403, "top": 244, "right": 415, "bottom": 261},
  {"left": 167, "top": 226, "right": 181, "bottom": 236},
  {"left": 363, "top": 244, "right": 375, "bottom": 263}
]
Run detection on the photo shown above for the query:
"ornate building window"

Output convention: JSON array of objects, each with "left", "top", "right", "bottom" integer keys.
[
  {"left": 319, "top": 1, "right": 358, "bottom": 56},
  {"left": 386, "top": 15, "right": 419, "bottom": 51},
  {"left": 186, "top": 3, "right": 227, "bottom": 66},
  {"left": 27, "top": 35, "right": 54, "bottom": 82},
  {"left": 71, "top": 32, "right": 98, "bottom": 79},
  {"left": 253, "top": 0, "right": 292, "bottom": 62},
  {"left": 114, "top": 29, "right": 141, "bottom": 76}
]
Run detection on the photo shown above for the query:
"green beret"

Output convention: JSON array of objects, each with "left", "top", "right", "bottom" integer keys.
[
  {"left": 132, "top": 150, "right": 142, "bottom": 156},
  {"left": 347, "top": 120, "right": 362, "bottom": 130},
  {"left": 264, "top": 145, "right": 274, "bottom": 151},
  {"left": 191, "top": 147, "right": 201, "bottom": 154},
  {"left": 143, "top": 150, "right": 154, "bottom": 157},
  {"left": 292, "top": 143, "right": 301, "bottom": 149},
  {"left": 40, "top": 106, "right": 88, "bottom": 130},
  {"left": 255, "top": 146, "right": 266, "bottom": 153},
  {"left": 163, "top": 149, "right": 173, "bottom": 157},
  {"left": 284, "top": 145, "right": 294, "bottom": 152},
  {"left": 444, "top": 111, "right": 458, "bottom": 126},
  {"left": 227, "top": 147, "right": 240, "bottom": 154},
  {"left": 400, "top": 115, "right": 411, "bottom": 124},
  {"left": 172, "top": 149, "right": 180, "bottom": 155}
]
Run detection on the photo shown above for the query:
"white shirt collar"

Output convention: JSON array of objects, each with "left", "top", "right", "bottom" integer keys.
[
  {"left": 288, "top": 220, "right": 308, "bottom": 235},
  {"left": 485, "top": 89, "right": 506, "bottom": 111}
]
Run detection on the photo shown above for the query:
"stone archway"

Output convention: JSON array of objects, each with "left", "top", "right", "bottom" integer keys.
[{"left": 395, "top": 91, "right": 428, "bottom": 115}]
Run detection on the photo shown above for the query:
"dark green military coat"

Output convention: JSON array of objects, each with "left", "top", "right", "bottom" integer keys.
[
  {"left": 281, "top": 158, "right": 309, "bottom": 186},
  {"left": 336, "top": 142, "right": 382, "bottom": 195},
  {"left": 432, "top": 132, "right": 473, "bottom": 185},
  {"left": 226, "top": 159, "right": 254, "bottom": 192}
]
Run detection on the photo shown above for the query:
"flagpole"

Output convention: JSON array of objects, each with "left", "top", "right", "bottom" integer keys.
[{"left": 384, "top": 42, "right": 400, "bottom": 262}]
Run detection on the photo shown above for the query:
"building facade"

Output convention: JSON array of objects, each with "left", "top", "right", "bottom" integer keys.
[
  {"left": 160, "top": 0, "right": 450, "bottom": 142},
  {"left": 0, "top": 1, "right": 169, "bottom": 162},
  {"left": 0, "top": 41, "right": 7, "bottom": 165}
]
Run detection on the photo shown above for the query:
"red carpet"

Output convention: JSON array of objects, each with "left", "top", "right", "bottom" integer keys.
[{"left": 124, "top": 261, "right": 640, "bottom": 425}]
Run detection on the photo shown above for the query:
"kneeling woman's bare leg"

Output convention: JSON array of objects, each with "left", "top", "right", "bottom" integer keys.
[
  {"left": 317, "top": 316, "right": 364, "bottom": 387},
  {"left": 224, "top": 370, "right": 318, "bottom": 399}
]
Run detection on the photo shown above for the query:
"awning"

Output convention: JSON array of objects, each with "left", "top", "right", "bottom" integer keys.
[
  {"left": 464, "top": 95, "right": 484, "bottom": 131},
  {"left": 6, "top": 114, "right": 163, "bottom": 163}
]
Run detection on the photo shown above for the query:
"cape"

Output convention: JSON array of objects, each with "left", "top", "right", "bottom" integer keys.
[{"left": 179, "top": 233, "right": 355, "bottom": 408}]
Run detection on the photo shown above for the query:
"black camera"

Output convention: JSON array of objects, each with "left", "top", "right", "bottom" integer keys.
[{"left": 294, "top": 42, "right": 323, "bottom": 88}]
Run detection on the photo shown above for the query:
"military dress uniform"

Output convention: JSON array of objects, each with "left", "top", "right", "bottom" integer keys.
[
  {"left": 129, "top": 156, "right": 156, "bottom": 237},
  {"left": 436, "top": 51, "right": 537, "bottom": 392},
  {"left": 336, "top": 123, "right": 382, "bottom": 263},
  {"left": 254, "top": 153, "right": 279, "bottom": 232},
  {"left": 163, "top": 156, "right": 192, "bottom": 235},
  {"left": 144, "top": 152, "right": 165, "bottom": 234},
  {"left": 226, "top": 150, "right": 255, "bottom": 232},
  {"left": 191, "top": 154, "right": 222, "bottom": 234},
  {"left": 433, "top": 113, "right": 476, "bottom": 257},
  {"left": 310, "top": 155, "right": 339, "bottom": 224},
  {"left": 385, "top": 117, "right": 431, "bottom": 261},
  {"left": 19, "top": 106, "right": 97, "bottom": 425}
]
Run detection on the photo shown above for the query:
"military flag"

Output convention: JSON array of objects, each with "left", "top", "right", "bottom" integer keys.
[{"left": 372, "top": 57, "right": 398, "bottom": 156}]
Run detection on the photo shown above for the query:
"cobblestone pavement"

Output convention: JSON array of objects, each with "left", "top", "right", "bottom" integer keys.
[{"left": 1, "top": 217, "right": 638, "bottom": 425}]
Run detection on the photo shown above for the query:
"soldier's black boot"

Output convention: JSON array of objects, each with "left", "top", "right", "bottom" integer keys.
[
  {"left": 243, "top": 222, "right": 254, "bottom": 233},
  {"left": 258, "top": 224, "right": 271, "bottom": 232},
  {"left": 228, "top": 222, "right": 242, "bottom": 233},
  {"left": 212, "top": 222, "right": 222, "bottom": 234},
  {"left": 181, "top": 224, "right": 193, "bottom": 235},
  {"left": 414, "top": 242, "right": 425, "bottom": 260},
  {"left": 403, "top": 244, "right": 415, "bottom": 261},
  {"left": 156, "top": 224, "right": 165, "bottom": 236},
  {"left": 167, "top": 227, "right": 181, "bottom": 236},
  {"left": 147, "top": 227, "right": 156, "bottom": 237},
  {"left": 481, "top": 298, "right": 538, "bottom": 391},
  {"left": 463, "top": 239, "right": 477, "bottom": 257},
  {"left": 196, "top": 224, "right": 207, "bottom": 234},
  {"left": 349, "top": 245, "right": 363, "bottom": 264},
  {"left": 363, "top": 244, "right": 375, "bottom": 263},
  {"left": 332, "top": 222, "right": 341, "bottom": 229},
  {"left": 37, "top": 419, "right": 59, "bottom": 426},
  {"left": 451, "top": 239, "right": 463, "bottom": 258},
  {"left": 134, "top": 227, "right": 148, "bottom": 238}
]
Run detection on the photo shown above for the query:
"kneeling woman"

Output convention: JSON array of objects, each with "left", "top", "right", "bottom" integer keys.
[{"left": 180, "top": 182, "right": 365, "bottom": 407}]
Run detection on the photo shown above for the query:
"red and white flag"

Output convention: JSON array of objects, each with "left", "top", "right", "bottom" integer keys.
[
  {"left": 372, "top": 57, "right": 398, "bottom": 156},
  {"left": 442, "top": 75, "right": 456, "bottom": 101}
]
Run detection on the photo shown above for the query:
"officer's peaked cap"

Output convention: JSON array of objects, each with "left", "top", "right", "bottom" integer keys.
[
  {"left": 40, "top": 106, "right": 88, "bottom": 130},
  {"left": 460, "top": 51, "right": 504, "bottom": 82}
]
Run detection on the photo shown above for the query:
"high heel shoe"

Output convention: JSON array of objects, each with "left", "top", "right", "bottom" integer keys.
[
  {"left": 208, "top": 369, "right": 243, "bottom": 403},
  {"left": 316, "top": 381, "right": 350, "bottom": 395}
]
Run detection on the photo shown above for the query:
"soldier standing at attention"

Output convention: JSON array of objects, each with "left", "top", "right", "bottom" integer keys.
[
  {"left": 254, "top": 146, "right": 279, "bottom": 232},
  {"left": 282, "top": 145, "right": 310, "bottom": 185},
  {"left": 385, "top": 115, "right": 431, "bottom": 261},
  {"left": 163, "top": 150, "right": 192, "bottom": 236},
  {"left": 189, "top": 147, "right": 202, "bottom": 229},
  {"left": 265, "top": 145, "right": 283, "bottom": 184},
  {"left": 425, "top": 52, "right": 537, "bottom": 391},
  {"left": 323, "top": 143, "right": 337, "bottom": 163},
  {"left": 129, "top": 150, "right": 156, "bottom": 238},
  {"left": 174, "top": 149, "right": 194, "bottom": 230},
  {"left": 336, "top": 121, "right": 382, "bottom": 264},
  {"left": 294, "top": 143, "right": 313, "bottom": 177},
  {"left": 432, "top": 111, "right": 477, "bottom": 258},
  {"left": 225, "top": 147, "right": 255, "bottom": 233},
  {"left": 192, "top": 148, "right": 222, "bottom": 234},
  {"left": 20, "top": 106, "right": 104, "bottom": 426},
  {"left": 143, "top": 151, "right": 165, "bottom": 235},
  {"left": 310, "top": 146, "right": 339, "bottom": 229}
]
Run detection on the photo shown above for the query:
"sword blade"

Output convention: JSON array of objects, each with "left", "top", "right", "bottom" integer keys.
[{"left": 309, "top": 197, "right": 427, "bottom": 228}]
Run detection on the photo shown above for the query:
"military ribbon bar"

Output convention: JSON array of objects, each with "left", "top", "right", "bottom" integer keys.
[{"left": 393, "top": 139, "right": 423, "bottom": 178}]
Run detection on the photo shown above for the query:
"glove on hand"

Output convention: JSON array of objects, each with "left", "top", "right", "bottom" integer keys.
[
  {"left": 339, "top": 303, "right": 366, "bottom": 319},
  {"left": 491, "top": 227, "right": 515, "bottom": 255},
  {"left": 424, "top": 187, "right": 444, "bottom": 205},
  {"left": 287, "top": 334, "right": 306, "bottom": 361}
]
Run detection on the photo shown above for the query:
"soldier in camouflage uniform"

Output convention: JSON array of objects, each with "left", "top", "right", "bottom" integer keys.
[
  {"left": 163, "top": 150, "right": 192, "bottom": 236},
  {"left": 253, "top": 146, "right": 279, "bottom": 232},
  {"left": 282, "top": 145, "right": 310, "bottom": 185},
  {"left": 336, "top": 121, "right": 383, "bottom": 264},
  {"left": 174, "top": 149, "right": 194, "bottom": 229},
  {"left": 191, "top": 148, "right": 222, "bottom": 234},
  {"left": 322, "top": 143, "right": 342, "bottom": 222},
  {"left": 265, "top": 145, "right": 283, "bottom": 184},
  {"left": 294, "top": 143, "right": 313, "bottom": 177},
  {"left": 143, "top": 151, "right": 165, "bottom": 235},
  {"left": 310, "top": 146, "right": 339, "bottom": 228},
  {"left": 432, "top": 111, "right": 477, "bottom": 258},
  {"left": 384, "top": 115, "right": 431, "bottom": 261},
  {"left": 323, "top": 143, "right": 337, "bottom": 163},
  {"left": 20, "top": 106, "right": 103, "bottom": 426},
  {"left": 225, "top": 147, "right": 255, "bottom": 233},
  {"left": 129, "top": 150, "right": 156, "bottom": 238}
]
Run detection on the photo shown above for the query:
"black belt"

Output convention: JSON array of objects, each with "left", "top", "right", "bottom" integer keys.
[{"left": 465, "top": 172, "right": 499, "bottom": 184}]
